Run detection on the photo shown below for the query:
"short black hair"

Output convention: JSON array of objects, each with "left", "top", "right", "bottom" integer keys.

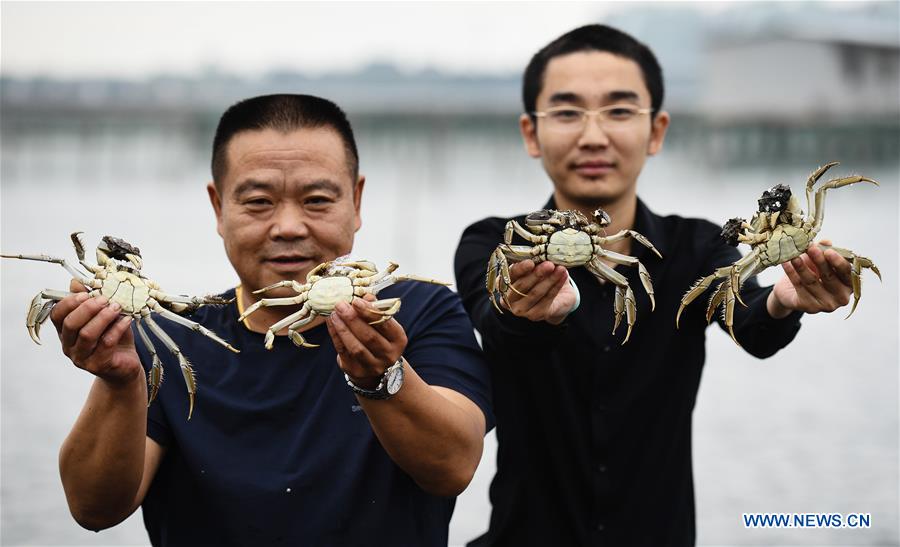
[
  {"left": 523, "top": 25, "right": 664, "bottom": 121},
  {"left": 211, "top": 94, "right": 359, "bottom": 187}
]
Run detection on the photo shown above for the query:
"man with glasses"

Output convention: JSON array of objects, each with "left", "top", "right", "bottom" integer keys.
[{"left": 454, "top": 25, "right": 856, "bottom": 545}]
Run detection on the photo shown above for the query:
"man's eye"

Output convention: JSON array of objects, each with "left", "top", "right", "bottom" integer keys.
[
  {"left": 306, "top": 196, "right": 334, "bottom": 206},
  {"left": 244, "top": 198, "right": 272, "bottom": 208},
  {"left": 607, "top": 107, "right": 637, "bottom": 120},
  {"left": 549, "top": 109, "right": 582, "bottom": 121}
]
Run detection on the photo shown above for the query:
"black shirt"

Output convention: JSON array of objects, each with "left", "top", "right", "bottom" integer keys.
[
  {"left": 454, "top": 197, "right": 802, "bottom": 546},
  {"left": 135, "top": 283, "right": 493, "bottom": 547}
]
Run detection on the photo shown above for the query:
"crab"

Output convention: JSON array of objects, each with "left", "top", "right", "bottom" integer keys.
[
  {"left": 676, "top": 161, "right": 881, "bottom": 344},
  {"left": 2, "top": 232, "right": 240, "bottom": 419},
  {"left": 486, "top": 208, "right": 662, "bottom": 343},
  {"left": 238, "top": 257, "right": 450, "bottom": 349}
]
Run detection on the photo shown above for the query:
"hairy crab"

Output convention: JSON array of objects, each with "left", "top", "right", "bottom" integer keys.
[
  {"left": 238, "top": 257, "right": 450, "bottom": 349},
  {"left": 676, "top": 161, "right": 881, "bottom": 344},
  {"left": 2, "top": 232, "right": 239, "bottom": 418},
  {"left": 486, "top": 208, "right": 662, "bottom": 343}
]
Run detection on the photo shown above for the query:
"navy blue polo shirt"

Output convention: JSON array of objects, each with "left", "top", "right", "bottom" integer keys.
[{"left": 134, "top": 282, "right": 493, "bottom": 546}]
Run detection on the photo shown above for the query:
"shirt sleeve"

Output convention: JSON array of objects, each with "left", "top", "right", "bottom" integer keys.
[
  {"left": 453, "top": 218, "right": 569, "bottom": 350},
  {"left": 399, "top": 284, "right": 495, "bottom": 432},
  {"left": 701, "top": 227, "right": 803, "bottom": 358}
]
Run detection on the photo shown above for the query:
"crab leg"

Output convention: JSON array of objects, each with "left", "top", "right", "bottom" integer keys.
[
  {"left": 727, "top": 251, "right": 759, "bottom": 307},
  {"left": 253, "top": 280, "right": 311, "bottom": 295},
  {"left": 705, "top": 282, "right": 728, "bottom": 324},
  {"left": 817, "top": 244, "right": 881, "bottom": 319},
  {"left": 810, "top": 175, "right": 879, "bottom": 234},
  {"left": 147, "top": 298, "right": 239, "bottom": 353},
  {"left": 504, "top": 220, "right": 546, "bottom": 245},
  {"left": 239, "top": 294, "right": 309, "bottom": 322},
  {"left": 286, "top": 307, "right": 322, "bottom": 348},
  {"left": 804, "top": 161, "right": 840, "bottom": 220},
  {"left": 594, "top": 230, "right": 663, "bottom": 259},
  {"left": 677, "top": 266, "right": 731, "bottom": 328},
  {"left": 594, "top": 250, "right": 656, "bottom": 311},
  {"left": 0, "top": 253, "right": 93, "bottom": 287},
  {"left": 587, "top": 258, "right": 636, "bottom": 343},
  {"left": 142, "top": 313, "right": 197, "bottom": 420},
  {"left": 134, "top": 318, "right": 165, "bottom": 405},
  {"left": 486, "top": 245, "right": 532, "bottom": 312},
  {"left": 365, "top": 298, "right": 403, "bottom": 325},
  {"left": 148, "top": 290, "right": 232, "bottom": 314},
  {"left": 265, "top": 303, "right": 315, "bottom": 349},
  {"left": 23, "top": 289, "right": 71, "bottom": 343},
  {"left": 70, "top": 232, "right": 104, "bottom": 275}
]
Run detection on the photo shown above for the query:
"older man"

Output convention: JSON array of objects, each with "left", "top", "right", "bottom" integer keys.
[{"left": 54, "top": 94, "right": 492, "bottom": 546}]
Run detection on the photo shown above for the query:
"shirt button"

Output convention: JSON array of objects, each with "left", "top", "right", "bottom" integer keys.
[
  {"left": 602, "top": 345, "right": 611, "bottom": 352},
  {"left": 596, "top": 463, "right": 608, "bottom": 473},
  {"left": 596, "top": 522, "right": 605, "bottom": 532}
]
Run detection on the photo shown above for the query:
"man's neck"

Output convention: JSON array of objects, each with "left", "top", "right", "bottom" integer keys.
[{"left": 553, "top": 190, "right": 638, "bottom": 255}]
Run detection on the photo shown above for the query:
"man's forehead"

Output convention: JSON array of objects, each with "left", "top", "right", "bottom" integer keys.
[
  {"left": 228, "top": 128, "right": 346, "bottom": 164},
  {"left": 540, "top": 51, "right": 649, "bottom": 102}
]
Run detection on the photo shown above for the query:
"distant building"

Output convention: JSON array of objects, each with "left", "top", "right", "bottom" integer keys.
[{"left": 702, "top": 34, "right": 899, "bottom": 123}]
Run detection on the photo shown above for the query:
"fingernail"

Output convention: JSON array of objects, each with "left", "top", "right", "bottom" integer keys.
[
  {"left": 330, "top": 312, "right": 344, "bottom": 327},
  {"left": 109, "top": 302, "right": 121, "bottom": 312},
  {"left": 96, "top": 296, "right": 108, "bottom": 305}
]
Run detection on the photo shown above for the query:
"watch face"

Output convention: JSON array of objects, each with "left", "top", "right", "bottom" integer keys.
[{"left": 386, "top": 363, "right": 404, "bottom": 395}]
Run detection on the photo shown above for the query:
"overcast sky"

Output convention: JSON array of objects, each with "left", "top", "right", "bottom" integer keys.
[{"left": 1, "top": 1, "right": 740, "bottom": 79}]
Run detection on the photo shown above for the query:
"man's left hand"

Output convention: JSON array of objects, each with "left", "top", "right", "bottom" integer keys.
[
  {"left": 767, "top": 241, "right": 853, "bottom": 319},
  {"left": 326, "top": 295, "right": 408, "bottom": 389}
]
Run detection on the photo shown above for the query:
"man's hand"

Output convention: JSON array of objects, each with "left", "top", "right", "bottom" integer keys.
[
  {"left": 50, "top": 280, "right": 142, "bottom": 386},
  {"left": 500, "top": 260, "right": 576, "bottom": 325},
  {"left": 326, "top": 296, "right": 408, "bottom": 389},
  {"left": 767, "top": 241, "right": 853, "bottom": 319}
]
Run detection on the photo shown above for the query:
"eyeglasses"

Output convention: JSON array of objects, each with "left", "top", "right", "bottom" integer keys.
[{"left": 532, "top": 104, "right": 654, "bottom": 133}]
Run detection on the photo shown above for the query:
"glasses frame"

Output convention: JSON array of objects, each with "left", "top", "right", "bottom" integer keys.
[{"left": 531, "top": 104, "right": 655, "bottom": 131}]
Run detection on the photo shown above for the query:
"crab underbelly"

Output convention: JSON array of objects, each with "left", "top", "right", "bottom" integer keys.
[
  {"left": 761, "top": 229, "right": 810, "bottom": 266},
  {"left": 308, "top": 276, "right": 354, "bottom": 314},
  {"left": 100, "top": 271, "right": 149, "bottom": 315},
  {"left": 546, "top": 229, "right": 593, "bottom": 267}
]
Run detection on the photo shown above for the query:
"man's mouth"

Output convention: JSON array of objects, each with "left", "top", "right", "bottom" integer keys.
[
  {"left": 573, "top": 160, "right": 615, "bottom": 177},
  {"left": 264, "top": 255, "right": 316, "bottom": 271}
]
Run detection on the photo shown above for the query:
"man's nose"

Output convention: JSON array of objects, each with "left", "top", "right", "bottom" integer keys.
[
  {"left": 577, "top": 113, "right": 611, "bottom": 148},
  {"left": 270, "top": 203, "right": 310, "bottom": 240}
]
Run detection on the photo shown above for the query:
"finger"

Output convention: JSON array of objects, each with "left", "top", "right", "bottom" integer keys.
[
  {"left": 507, "top": 260, "right": 536, "bottom": 283},
  {"left": 789, "top": 255, "right": 836, "bottom": 309},
  {"left": 50, "top": 292, "right": 90, "bottom": 333},
  {"left": 781, "top": 259, "right": 804, "bottom": 288},
  {"left": 823, "top": 249, "right": 853, "bottom": 286},
  {"left": 325, "top": 316, "right": 347, "bottom": 355},
  {"left": 807, "top": 245, "right": 851, "bottom": 296},
  {"left": 70, "top": 302, "right": 124, "bottom": 364},
  {"left": 328, "top": 306, "right": 379, "bottom": 371},
  {"left": 59, "top": 296, "right": 110, "bottom": 350},
  {"left": 351, "top": 298, "right": 406, "bottom": 343},
  {"left": 99, "top": 316, "right": 134, "bottom": 349},
  {"left": 508, "top": 261, "right": 557, "bottom": 300},
  {"left": 512, "top": 266, "right": 568, "bottom": 314},
  {"left": 337, "top": 302, "right": 394, "bottom": 360},
  {"left": 69, "top": 278, "right": 88, "bottom": 293}
]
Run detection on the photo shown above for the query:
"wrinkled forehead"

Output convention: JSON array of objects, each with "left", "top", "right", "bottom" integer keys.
[{"left": 223, "top": 128, "right": 354, "bottom": 187}]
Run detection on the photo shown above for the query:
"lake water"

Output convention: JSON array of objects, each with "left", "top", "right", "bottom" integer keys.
[{"left": 2, "top": 117, "right": 898, "bottom": 545}]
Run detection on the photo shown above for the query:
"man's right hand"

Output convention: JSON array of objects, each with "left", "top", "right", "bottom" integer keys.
[
  {"left": 501, "top": 260, "right": 577, "bottom": 325},
  {"left": 50, "top": 280, "right": 142, "bottom": 386}
]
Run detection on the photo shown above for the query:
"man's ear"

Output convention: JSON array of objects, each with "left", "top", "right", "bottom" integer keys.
[
  {"left": 519, "top": 113, "right": 542, "bottom": 158},
  {"left": 353, "top": 175, "right": 365, "bottom": 233},
  {"left": 207, "top": 182, "right": 224, "bottom": 238},
  {"left": 647, "top": 110, "right": 670, "bottom": 156}
]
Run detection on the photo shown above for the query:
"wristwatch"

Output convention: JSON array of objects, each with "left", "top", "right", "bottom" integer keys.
[{"left": 344, "top": 357, "right": 405, "bottom": 400}]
